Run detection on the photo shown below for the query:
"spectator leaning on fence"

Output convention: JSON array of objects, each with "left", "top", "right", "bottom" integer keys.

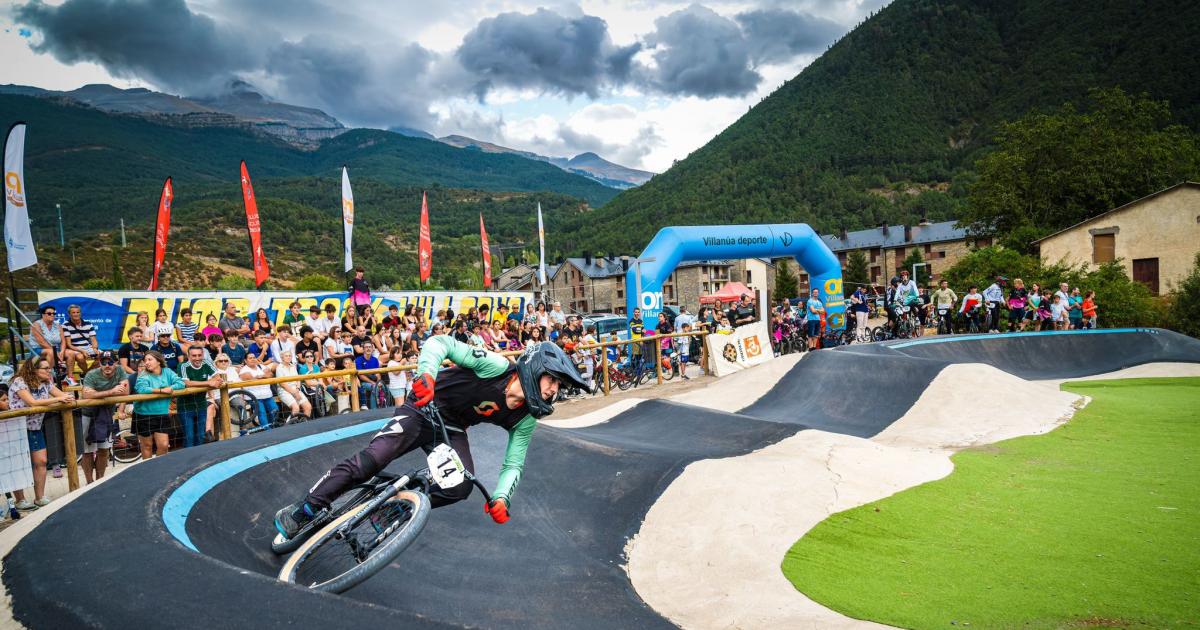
[
  {"left": 179, "top": 346, "right": 223, "bottom": 448},
  {"left": 79, "top": 350, "right": 128, "bottom": 484},
  {"left": 133, "top": 350, "right": 185, "bottom": 459},
  {"left": 239, "top": 352, "right": 277, "bottom": 431},
  {"left": 8, "top": 356, "right": 72, "bottom": 510}
]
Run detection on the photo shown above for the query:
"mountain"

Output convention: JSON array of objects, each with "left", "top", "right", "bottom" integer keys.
[
  {"left": 0, "top": 93, "right": 618, "bottom": 234},
  {"left": 437, "top": 134, "right": 654, "bottom": 188},
  {"left": 0, "top": 81, "right": 345, "bottom": 147},
  {"left": 580, "top": 0, "right": 1200, "bottom": 255},
  {"left": 388, "top": 126, "right": 436, "bottom": 140}
]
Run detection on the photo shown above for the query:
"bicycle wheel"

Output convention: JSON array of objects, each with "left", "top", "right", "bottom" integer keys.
[
  {"left": 278, "top": 489, "right": 430, "bottom": 593},
  {"left": 614, "top": 368, "right": 634, "bottom": 391},
  {"left": 228, "top": 392, "right": 258, "bottom": 430},
  {"left": 111, "top": 428, "right": 142, "bottom": 464},
  {"left": 271, "top": 485, "right": 374, "bottom": 555}
]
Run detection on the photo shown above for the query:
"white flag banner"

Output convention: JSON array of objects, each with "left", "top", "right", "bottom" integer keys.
[
  {"left": 341, "top": 166, "right": 354, "bottom": 272},
  {"left": 537, "top": 202, "right": 547, "bottom": 285},
  {"left": 4, "top": 123, "right": 37, "bottom": 272},
  {"left": 704, "top": 321, "right": 773, "bottom": 377}
]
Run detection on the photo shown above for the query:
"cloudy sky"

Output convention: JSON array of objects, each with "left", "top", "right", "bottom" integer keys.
[{"left": 2, "top": 0, "right": 888, "bottom": 172}]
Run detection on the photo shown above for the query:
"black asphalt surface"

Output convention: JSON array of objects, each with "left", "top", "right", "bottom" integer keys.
[{"left": 5, "top": 328, "right": 1199, "bottom": 629}]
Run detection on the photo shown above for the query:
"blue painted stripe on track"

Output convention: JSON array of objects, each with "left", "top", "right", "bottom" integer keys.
[
  {"left": 162, "top": 419, "right": 389, "bottom": 552},
  {"left": 889, "top": 327, "right": 1153, "bottom": 349}
]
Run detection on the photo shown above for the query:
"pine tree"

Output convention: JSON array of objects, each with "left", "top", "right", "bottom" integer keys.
[
  {"left": 901, "top": 248, "right": 930, "bottom": 287},
  {"left": 110, "top": 249, "right": 126, "bottom": 290},
  {"left": 844, "top": 250, "right": 869, "bottom": 295},
  {"left": 774, "top": 259, "right": 799, "bottom": 300}
]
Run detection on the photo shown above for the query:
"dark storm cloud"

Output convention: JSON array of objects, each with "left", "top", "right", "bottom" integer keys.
[
  {"left": 735, "top": 8, "right": 843, "bottom": 64},
  {"left": 14, "top": 0, "right": 262, "bottom": 93},
  {"left": 641, "top": 4, "right": 759, "bottom": 98},
  {"left": 456, "top": 8, "right": 638, "bottom": 99}
]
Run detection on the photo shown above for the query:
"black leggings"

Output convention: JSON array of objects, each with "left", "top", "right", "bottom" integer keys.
[{"left": 305, "top": 404, "right": 475, "bottom": 511}]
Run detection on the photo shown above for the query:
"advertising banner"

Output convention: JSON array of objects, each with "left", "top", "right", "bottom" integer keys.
[
  {"left": 37, "top": 290, "right": 534, "bottom": 349},
  {"left": 239, "top": 161, "right": 270, "bottom": 287},
  {"left": 148, "top": 177, "right": 173, "bottom": 290},
  {"left": 704, "top": 321, "right": 773, "bottom": 377},
  {"left": 4, "top": 122, "right": 37, "bottom": 272},
  {"left": 480, "top": 213, "right": 492, "bottom": 288},
  {"left": 341, "top": 166, "right": 354, "bottom": 272},
  {"left": 418, "top": 191, "right": 431, "bottom": 283}
]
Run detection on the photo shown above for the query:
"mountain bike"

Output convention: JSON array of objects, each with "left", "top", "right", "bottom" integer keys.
[{"left": 276, "top": 403, "right": 493, "bottom": 593}]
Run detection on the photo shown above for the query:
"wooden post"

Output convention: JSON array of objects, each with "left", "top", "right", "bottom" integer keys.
[
  {"left": 349, "top": 373, "right": 360, "bottom": 411},
  {"left": 699, "top": 332, "right": 709, "bottom": 376},
  {"left": 655, "top": 338, "right": 663, "bottom": 385},
  {"left": 219, "top": 385, "right": 232, "bottom": 440},
  {"left": 60, "top": 408, "right": 80, "bottom": 491},
  {"left": 601, "top": 348, "right": 611, "bottom": 396}
]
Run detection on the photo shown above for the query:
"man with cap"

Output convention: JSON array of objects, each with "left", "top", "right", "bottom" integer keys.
[
  {"left": 152, "top": 330, "right": 184, "bottom": 371},
  {"left": 79, "top": 351, "right": 129, "bottom": 483}
]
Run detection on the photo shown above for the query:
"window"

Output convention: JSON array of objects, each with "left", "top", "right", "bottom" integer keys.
[
  {"left": 871, "top": 266, "right": 880, "bottom": 282},
  {"left": 938, "top": 251, "right": 946, "bottom": 259},
  {"left": 923, "top": 244, "right": 932, "bottom": 255},
  {"left": 746, "top": 270, "right": 753, "bottom": 284},
  {"left": 1093, "top": 234, "right": 1115, "bottom": 263},
  {"left": 870, "top": 248, "right": 880, "bottom": 263},
  {"left": 1132, "top": 258, "right": 1159, "bottom": 295},
  {"left": 895, "top": 247, "right": 905, "bottom": 261},
  {"left": 799, "top": 273, "right": 809, "bottom": 284},
  {"left": 975, "top": 237, "right": 992, "bottom": 248}
]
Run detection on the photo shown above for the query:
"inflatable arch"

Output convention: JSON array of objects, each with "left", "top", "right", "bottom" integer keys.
[{"left": 624, "top": 224, "right": 846, "bottom": 330}]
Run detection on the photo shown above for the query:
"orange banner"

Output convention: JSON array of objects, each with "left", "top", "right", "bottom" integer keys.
[
  {"left": 419, "top": 191, "right": 431, "bottom": 283},
  {"left": 239, "top": 161, "right": 270, "bottom": 287},
  {"left": 480, "top": 213, "right": 492, "bottom": 288},
  {"left": 148, "top": 177, "right": 173, "bottom": 291}
]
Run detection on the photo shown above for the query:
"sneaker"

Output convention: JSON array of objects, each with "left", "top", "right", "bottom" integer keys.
[
  {"left": 52, "top": 465, "right": 63, "bottom": 479},
  {"left": 14, "top": 500, "right": 36, "bottom": 511},
  {"left": 274, "top": 501, "right": 315, "bottom": 540},
  {"left": 34, "top": 497, "right": 50, "bottom": 507}
]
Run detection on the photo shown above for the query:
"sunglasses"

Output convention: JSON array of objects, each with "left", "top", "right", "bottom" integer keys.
[
  {"left": 216, "top": 359, "right": 230, "bottom": 364},
  {"left": 44, "top": 312, "right": 56, "bottom": 316},
  {"left": 100, "top": 359, "right": 116, "bottom": 366}
]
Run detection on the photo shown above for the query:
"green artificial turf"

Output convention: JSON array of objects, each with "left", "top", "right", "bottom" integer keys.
[{"left": 782, "top": 378, "right": 1200, "bottom": 629}]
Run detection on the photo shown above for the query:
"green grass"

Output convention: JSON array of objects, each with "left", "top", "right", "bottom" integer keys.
[{"left": 782, "top": 378, "right": 1200, "bottom": 629}]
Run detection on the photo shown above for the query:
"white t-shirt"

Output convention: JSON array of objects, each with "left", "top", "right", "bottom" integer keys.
[
  {"left": 386, "top": 360, "right": 409, "bottom": 388},
  {"left": 150, "top": 321, "right": 175, "bottom": 340},
  {"left": 269, "top": 339, "right": 295, "bottom": 364},
  {"left": 1051, "top": 302, "right": 1067, "bottom": 321},
  {"left": 238, "top": 364, "right": 273, "bottom": 399}
]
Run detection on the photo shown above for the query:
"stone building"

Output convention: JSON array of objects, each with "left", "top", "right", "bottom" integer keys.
[
  {"left": 818, "top": 220, "right": 982, "bottom": 289},
  {"left": 542, "top": 256, "right": 743, "bottom": 315},
  {"left": 1033, "top": 182, "right": 1200, "bottom": 295},
  {"left": 729, "top": 259, "right": 776, "bottom": 298}
]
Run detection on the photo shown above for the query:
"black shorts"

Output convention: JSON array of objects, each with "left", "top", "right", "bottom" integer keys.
[{"left": 133, "top": 413, "right": 171, "bottom": 437}]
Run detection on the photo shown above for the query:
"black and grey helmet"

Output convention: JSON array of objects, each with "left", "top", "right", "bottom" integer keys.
[{"left": 516, "top": 342, "right": 589, "bottom": 418}]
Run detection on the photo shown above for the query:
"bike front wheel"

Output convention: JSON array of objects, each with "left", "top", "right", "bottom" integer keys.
[{"left": 278, "top": 489, "right": 430, "bottom": 593}]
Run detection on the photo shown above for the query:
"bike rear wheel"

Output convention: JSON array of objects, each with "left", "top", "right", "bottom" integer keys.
[
  {"left": 278, "top": 489, "right": 430, "bottom": 593},
  {"left": 111, "top": 428, "right": 142, "bottom": 464}
]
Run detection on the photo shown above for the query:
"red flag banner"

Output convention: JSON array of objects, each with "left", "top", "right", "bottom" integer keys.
[
  {"left": 479, "top": 213, "right": 492, "bottom": 288},
  {"left": 240, "top": 161, "right": 270, "bottom": 287},
  {"left": 418, "top": 191, "right": 432, "bottom": 283},
  {"left": 148, "top": 176, "right": 173, "bottom": 291}
]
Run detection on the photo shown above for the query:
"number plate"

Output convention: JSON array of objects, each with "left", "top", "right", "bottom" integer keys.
[{"left": 426, "top": 443, "right": 466, "bottom": 489}]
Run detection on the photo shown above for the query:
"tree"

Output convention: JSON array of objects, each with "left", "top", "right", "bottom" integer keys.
[
  {"left": 963, "top": 88, "right": 1200, "bottom": 252},
  {"left": 216, "top": 274, "right": 256, "bottom": 290},
  {"left": 774, "top": 259, "right": 799, "bottom": 300},
  {"left": 1167, "top": 253, "right": 1200, "bottom": 338},
  {"left": 900, "top": 248, "right": 930, "bottom": 288},
  {"left": 294, "top": 274, "right": 341, "bottom": 291},
  {"left": 844, "top": 250, "right": 869, "bottom": 295},
  {"left": 110, "top": 249, "right": 126, "bottom": 290}
]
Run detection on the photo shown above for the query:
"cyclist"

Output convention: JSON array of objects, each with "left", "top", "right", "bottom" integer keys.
[
  {"left": 982, "top": 276, "right": 1007, "bottom": 333},
  {"left": 959, "top": 285, "right": 984, "bottom": 332},
  {"left": 930, "top": 280, "right": 957, "bottom": 335},
  {"left": 275, "top": 336, "right": 589, "bottom": 539}
]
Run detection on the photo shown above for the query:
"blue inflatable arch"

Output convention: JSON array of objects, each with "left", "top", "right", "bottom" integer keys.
[{"left": 624, "top": 224, "right": 846, "bottom": 330}]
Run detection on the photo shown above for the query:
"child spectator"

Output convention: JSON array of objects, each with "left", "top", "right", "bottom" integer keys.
[
  {"left": 150, "top": 308, "right": 175, "bottom": 341},
  {"left": 1082, "top": 291, "right": 1098, "bottom": 329},
  {"left": 200, "top": 314, "right": 223, "bottom": 340},
  {"left": 221, "top": 330, "right": 248, "bottom": 366},
  {"left": 385, "top": 348, "right": 409, "bottom": 402},
  {"left": 1050, "top": 294, "right": 1068, "bottom": 330},
  {"left": 176, "top": 308, "right": 199, "bottom": 352}
]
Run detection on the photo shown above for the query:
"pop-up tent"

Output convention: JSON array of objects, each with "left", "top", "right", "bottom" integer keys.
[{"left": 699, "top": 281, "right": 754, "bottom": 304}]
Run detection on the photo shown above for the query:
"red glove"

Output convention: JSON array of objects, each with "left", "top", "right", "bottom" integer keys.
[
  {"left": 485, "top": 498, "right": 509, "bottom": 524},
  {"left": 411, "top": 373, "right": 435, "bottom": 407}
]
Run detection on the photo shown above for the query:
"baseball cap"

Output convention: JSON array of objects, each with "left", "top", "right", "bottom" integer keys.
[{"left": 99, "top": 350, "right": 117, "bottom": 363}]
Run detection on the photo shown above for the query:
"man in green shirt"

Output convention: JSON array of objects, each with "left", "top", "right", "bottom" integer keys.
[
  {"left": 80, "top": 350, "right": 128, "bottom": 483},
  {"left": 931, "top": 280, "right": 958, "bottom": 335},
  {"left": 178, "top": 346, "right": 223, "bottom": 447},
  {"left": 275, "top": 337, "right": 589, "bottom": 539}
]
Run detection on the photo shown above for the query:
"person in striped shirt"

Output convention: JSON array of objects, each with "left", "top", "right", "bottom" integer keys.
[
  {"left": 61, "top": 304, "right": 98, "bottom": 384},
  {"left": 175, "top": 308, "right": 200, "bottom": 353}
]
